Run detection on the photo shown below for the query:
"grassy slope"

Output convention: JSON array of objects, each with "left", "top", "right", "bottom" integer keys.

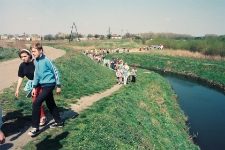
[
  {"left": 106, "top": 53, "right": 225, "bottom": 89},
  {"left": 22, "top": 46, "right": 199, "bottom": 149}
]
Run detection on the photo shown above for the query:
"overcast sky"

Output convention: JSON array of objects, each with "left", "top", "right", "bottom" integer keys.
[{"left": 1, "top": 0, "right": 225, "bottom": 37}]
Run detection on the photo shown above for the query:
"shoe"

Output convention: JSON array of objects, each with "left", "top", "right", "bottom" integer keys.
[
  {"left": 39, "top": 116, "right": 47, "bottom": 126},
  {"left": 28, "top": 128, "right": 40, "bottom": 136},
  {"left": 50, "top": 122, "right": 64, "bottom": 128}
]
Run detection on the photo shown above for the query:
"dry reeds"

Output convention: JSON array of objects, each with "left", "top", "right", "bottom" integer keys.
[{"left": 147, "top": 49, "right": 224, "bottom": 61}]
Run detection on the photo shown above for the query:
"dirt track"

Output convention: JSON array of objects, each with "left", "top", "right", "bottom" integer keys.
[{"left": 0, "top": 46, "right": 66, "bottom": 93}]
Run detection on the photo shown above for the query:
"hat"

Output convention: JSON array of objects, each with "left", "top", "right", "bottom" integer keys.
[{"left": 20, "top": 49, "right": 31, "bottom": 55}]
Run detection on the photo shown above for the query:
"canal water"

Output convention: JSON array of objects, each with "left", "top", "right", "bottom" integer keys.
[{"left": 159, "top": 73, "right": 225, "bottom": 150}]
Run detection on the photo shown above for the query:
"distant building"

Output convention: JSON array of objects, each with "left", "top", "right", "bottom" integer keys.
[
  {"left": 0, "top": 35, "right": 8, "bottom": 40},
  {"left": 31, "top": 36, "right": 41, "bottom": 41},
  {"left": 111, "top": 34, "right": 122, "bottom": 39}
]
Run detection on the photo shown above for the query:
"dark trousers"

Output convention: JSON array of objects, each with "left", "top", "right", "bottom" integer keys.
[
  {"left": 32, "top": 86, "right": 61, "bottom": 128},
  {"left": 131, "top": 76, "right": 136, "bottom": 82}
]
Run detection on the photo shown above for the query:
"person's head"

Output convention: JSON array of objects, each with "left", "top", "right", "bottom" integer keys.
[
  {"left": 134, "top": 65, "right": 136, "bottom": 69},
  {"left": 18, "top": 49, "right": 32, "bottom": 63},
  {"left": 30, "top": 42, "right": 43, "bottom": 59}
]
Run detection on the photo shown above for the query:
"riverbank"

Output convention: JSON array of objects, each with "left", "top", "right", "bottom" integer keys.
[{"left": 105, "top": 53, "right": 225, "bottom": 93}]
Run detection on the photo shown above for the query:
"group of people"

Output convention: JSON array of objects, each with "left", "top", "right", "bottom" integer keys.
[
  {"left": 0, "top": 43, "right": 137, "bottom": 144},
  {"left": 82, "top": 47, "right": 130, "bottom": 57},
  {"left": 139, "top": 44, "right": 164, "bottom": 51},
  {"left": 1, "top": 42, "right": 64, "bottom": 142},
  {"left": 84, "top": 51, "right": 138, "bottom": 85},
  {"left": 17, "top": 43, "right": 64, "bottom": 136},
  {"left": 115, "top": 62, "right": 137, "bottom": 85}
]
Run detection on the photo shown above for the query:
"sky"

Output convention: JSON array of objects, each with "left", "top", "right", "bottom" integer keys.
[{"left": 1, "top": 0, "right": 225, "bottom": 37}]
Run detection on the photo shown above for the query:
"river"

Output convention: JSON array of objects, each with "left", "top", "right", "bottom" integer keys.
[{"left": 159, "top": 73, "right": 225, "bottom": 150}]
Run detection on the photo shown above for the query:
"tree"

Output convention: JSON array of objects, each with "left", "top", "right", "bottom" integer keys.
[
  {"left": 87, "top": 34, "right": 93, "bottom": 39},
  {"left": 125, "top": 33, "right": 131, "bottom": 38},
  {"left": 44, "top": 34, "right": 54, "bottom": 41},
  {"left": 78, "top": 34, "right": 83, "bottom": 38},
  {"left": 100, "top": 35, "right": 105, "bottom": 40},
  {"left": 94, "top": 34, "right": 100, "bottom": 38},
  {"left": 107, "top": 34, "right": 112, "bottom": 39}
]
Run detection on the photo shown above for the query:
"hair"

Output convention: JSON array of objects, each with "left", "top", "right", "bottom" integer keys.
[
  {"left": 30, "top": 42, "right": 43, "bottom": 52},
  {"left": 19, "top": 49, "right": 32, "bottom": 59}
]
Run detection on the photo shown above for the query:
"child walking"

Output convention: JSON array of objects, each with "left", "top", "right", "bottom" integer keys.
[
  {"left": 15, "top": 49, "right": 47, "bottom": 126},
  {"left": 131, "top": 66, "right": 137, "bottom": 82},
  {"left": 28, "top": 43, "right": 63, "bottom": 136}
]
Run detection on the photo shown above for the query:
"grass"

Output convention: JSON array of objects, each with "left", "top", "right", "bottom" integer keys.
[
  {"left": 105, "top": 52, "right": 225, "bottom": 91},
  {"left": 0, "top": 42, "right": 202, "bottom": 149},
  {"left": 21, "top": 44, "right": 199, "bottom": 149},
  {"left": 0, "top": 47, "right": 19, "bottom": 62},
  {"left": 0, "top": 46, "right": 116, "bottom": 135}
]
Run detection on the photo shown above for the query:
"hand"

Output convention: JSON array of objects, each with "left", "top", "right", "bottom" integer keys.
[
  {"left": 56, "top": 87, "right": 61, "bottom": 94},
  {"left": 0, "top": 130, "right": 5, "bottom": 144},
  {"left": 32, "top": 88, "right": 37, "bottom": 96},
  {"left": 15, "top": 90, "right": 19, "bottom": 98}
]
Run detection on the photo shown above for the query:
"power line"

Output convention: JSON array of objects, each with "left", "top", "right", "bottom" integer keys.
[
  {"left": 25, "top": 0, "right": 60, "bottom": 23},
  {"left": 45, "top": 0, "right": 71, "bottom": 20},
  {"left": 41, "top": 0, "right": 72, "bottom": 23}
]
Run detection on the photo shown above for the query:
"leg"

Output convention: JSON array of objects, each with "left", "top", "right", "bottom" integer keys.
[
  {"left": 44, "top": 87, "right": 61, "bottom": 124},
  {"left": 32, "top": 86, "right": 60, "bottom": 128},
  {"left": 32, "top": 86, "right": 46, "bottom": 118},
  {"left": 124, "top": 76, "right": 127, "bottom": 85}
]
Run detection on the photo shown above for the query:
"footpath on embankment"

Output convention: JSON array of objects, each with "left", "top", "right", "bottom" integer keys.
[{"left": 0, "top": 46, "right": 122, "bottom": 150}]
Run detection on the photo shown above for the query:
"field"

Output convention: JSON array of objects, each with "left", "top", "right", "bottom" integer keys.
[{"left": 2, "top": 39, "right": 223, "bottom": 149}]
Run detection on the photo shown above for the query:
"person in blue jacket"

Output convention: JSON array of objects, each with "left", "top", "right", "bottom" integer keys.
[{"left": 28, "top": 43, "right": 63, "bottom": 136}]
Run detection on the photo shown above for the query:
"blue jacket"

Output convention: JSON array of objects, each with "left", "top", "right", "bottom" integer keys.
[{"left": 33, "top": 54, "right": 61, "bottom": 88}]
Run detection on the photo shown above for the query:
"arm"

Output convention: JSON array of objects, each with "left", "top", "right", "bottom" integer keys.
[
  {"left": 47, "top": 59, "right": 61, "bottom": 94},
  {"left": 0, "top": 106, "right": 5, "bottom": 144},
  {"left": 15, "top": 77, "right": 24, "bottom": 98},
  {"left": 32, "top": 69, "right": 39, "bottom": 96}
]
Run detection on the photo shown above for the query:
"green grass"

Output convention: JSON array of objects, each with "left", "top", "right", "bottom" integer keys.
[
  {"left": 1, "top": 43, "right": 199, "bottom": 149},
  {"left": 21, "top": 45, "right": 198, "bottom": 149},
  {"left": 105, "top": 53, "right": 225, "bottom": 89},
  {"left": 0, "top": 47, "right": 19, "bottom": 62},
  {"left": 23, "top": 67, "right": 199, "bottom": 150},
  {"left": 0, "top": 46, "right": 116, "bottom": 135}
]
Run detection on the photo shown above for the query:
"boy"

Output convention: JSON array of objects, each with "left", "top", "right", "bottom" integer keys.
[{"left": 28, "top": 43, "right": 63, "bottom": 136}]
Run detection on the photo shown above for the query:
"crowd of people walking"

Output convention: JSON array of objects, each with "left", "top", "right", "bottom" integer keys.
[{"left": 83, "top": 49, "right": 137, "bottom": 85}]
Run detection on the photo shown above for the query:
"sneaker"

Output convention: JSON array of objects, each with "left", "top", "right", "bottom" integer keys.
[
  {"left": 39, "top": 116, "right": 47, "bottom": 126},
  {"left": 28, "top": 128, "right": 40, "bottom": 136},
  {"left": 50, "top": 122, "right": 64, "bottom": 128}
]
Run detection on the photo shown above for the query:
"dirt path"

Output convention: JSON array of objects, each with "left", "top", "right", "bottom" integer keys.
[
  {"left": 70, "top": 84, "right": 121, "bottom": 113},
  {"left": 0, "top": 46, "right": 66, "bottom": 93},
  {"left": 0, "top": 46, "right": 122, "bottom": 150}
]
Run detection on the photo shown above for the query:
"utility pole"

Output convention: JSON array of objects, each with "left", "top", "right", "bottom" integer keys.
[
  {"left": 73, "top": 22, "right": 80, "bottom": 42},
  {"left": 24, "top": 32, "right": 26, "bottom": 42},
  {"left": 69, "top": 23, "right": 73, "bottom": 42},
  {"left": 107, "top": 27, "right": 111, "bottom": 35}
]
